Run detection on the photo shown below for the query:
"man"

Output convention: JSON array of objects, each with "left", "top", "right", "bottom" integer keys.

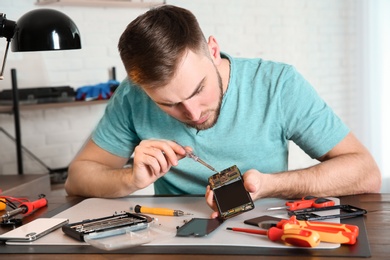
[{"left": 65, "top": 5, "right": 381, "bottom": 214}]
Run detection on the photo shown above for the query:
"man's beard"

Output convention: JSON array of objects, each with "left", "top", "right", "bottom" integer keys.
[{"left": 186, "top": 68, "right": 224, "bottom": 131}]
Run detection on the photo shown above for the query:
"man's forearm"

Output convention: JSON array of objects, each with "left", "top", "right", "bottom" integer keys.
[
  {"left": 65, "top": 161, "right": 136, "bottom": 198},
  {"left": 258, "top": 152, "right": 381, "bottom": 199}
]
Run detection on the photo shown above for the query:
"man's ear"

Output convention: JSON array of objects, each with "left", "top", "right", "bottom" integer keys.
[{"left": 207, "top": 36, "right": 222, "bottom": 65}]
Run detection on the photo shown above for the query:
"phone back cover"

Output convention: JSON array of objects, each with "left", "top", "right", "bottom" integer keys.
[{"left": 0, "top": 218, "right": 68, "bottom": 242}]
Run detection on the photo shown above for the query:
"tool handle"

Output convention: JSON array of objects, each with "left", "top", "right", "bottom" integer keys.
[
  {"left": 311, "top": 197, "right": 335, "bottom": 208},
  {"left": 0, "top": 198, "right": 6, "bottom": 211},
  {"left": 279, "top": 216, "right": 359, "bottom": 234},
  {"left": 301, "top": 221, "right": 359, "bottom": 235},
  {"left": 268, "top": 227, "right": 320, "bottom": 248},
  {"left": 134, "top": 205, "right": 176, "bottom": 216},
  {"left": 20, "top": 197, "right": 48, "bottom": 215},
  {"left": 286, "top": 196, "right": 335, "bottom": 210},
  {"left": 283, "top": 223, "right": 357, "bottom": 244},
  {"left": 286, "top": 200, "right": 314, "bottom": 210}
]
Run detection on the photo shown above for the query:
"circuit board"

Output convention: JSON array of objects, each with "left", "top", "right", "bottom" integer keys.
[{"left": 208, "top": 165, "right": 254, "bottom": 219}]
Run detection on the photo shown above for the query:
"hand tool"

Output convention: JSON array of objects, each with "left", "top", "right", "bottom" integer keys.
[
  {"left": 0, "top": 197, "right": 48, "bottom": 223},
  {"left": 259, "top": 215, "right": 359, "bottom": 245},
  {"left": 131, "top": 204, "right": 192, "bottom": 217},
  {"left": 267, "top": 196, "right": 335, "bottom": 211},
  {"left": 176, "top": 142, "right": 218, "bottom": 173},
  {"left": 226, "top": 226, "right": 320, "bottom": 248},
  {"left": 0, "top": 198, "right": 6, "bottom": 211}
]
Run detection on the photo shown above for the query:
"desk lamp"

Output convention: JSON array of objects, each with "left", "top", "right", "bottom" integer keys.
[{"left": 0, "top": 9, "right": 81, "bottom": 174}]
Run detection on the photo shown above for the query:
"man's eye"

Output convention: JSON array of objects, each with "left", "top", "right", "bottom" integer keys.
[
  {"left": 195, "top": 85, "right": 204, "bottom": 94},
  {"left": 160, "top": 103, "right": 176, "bottom": 108}
]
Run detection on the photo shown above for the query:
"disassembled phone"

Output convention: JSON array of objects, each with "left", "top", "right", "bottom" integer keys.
[
  {"left": 208, "top": 165, "right": 254, "bottom": 220},
  {"left": 62, "top": 212, "right": 152, "bottom": 241}
]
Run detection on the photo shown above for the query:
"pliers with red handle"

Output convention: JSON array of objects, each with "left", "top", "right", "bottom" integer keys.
[{"left": 267, "top": 196, "right": 335, "bottom": 211}]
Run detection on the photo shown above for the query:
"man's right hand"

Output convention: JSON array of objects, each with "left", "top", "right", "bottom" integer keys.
[
  {"left": 130, "top": 139, "right": 188, "bottom": 189},
  {"left": 65, "top": 139, "right": 189, "bottom": 198}
]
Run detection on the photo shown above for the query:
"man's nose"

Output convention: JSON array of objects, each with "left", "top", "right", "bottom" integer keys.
[{"left": 180, "top": 100, "right": 201, "bottom": 121}]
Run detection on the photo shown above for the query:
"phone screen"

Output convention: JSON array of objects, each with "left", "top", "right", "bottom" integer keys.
[
  {"left": 208, "top": 165, "right": 254, "bottom": 219},
  {"left": 214, "top": 179, "right": 251, "bottom": 212}
]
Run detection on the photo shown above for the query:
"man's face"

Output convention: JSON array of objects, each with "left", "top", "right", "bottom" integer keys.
[{"left": 144, "top": 50, "right": 224, "bottom": 131}]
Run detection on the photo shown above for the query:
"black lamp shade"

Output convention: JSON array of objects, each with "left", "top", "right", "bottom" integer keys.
[{"left": 11, "top": 9, "right": 81, "bottom": 52}]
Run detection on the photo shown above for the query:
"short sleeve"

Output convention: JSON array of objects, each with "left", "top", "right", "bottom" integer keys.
[
  {"left": 280, "top": 66, "right": 349, "bottom": 158},
  {"left": 92, "top": 80, "right": 140, "bottom": 158}
]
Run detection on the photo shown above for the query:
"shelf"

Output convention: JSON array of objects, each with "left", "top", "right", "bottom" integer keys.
[
  {"left": 35, "top": 0, "right": 165, "bottom": 8},
  {"left": 0, "top": 99, "right": 108, "bottom": 114}
]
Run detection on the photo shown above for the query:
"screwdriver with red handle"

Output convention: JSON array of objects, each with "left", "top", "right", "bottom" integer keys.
[
  {"left": 226, "top": 226, "right": 320, "bottom": 248},
  {"left": 0, "top": 197, "right": 48, "bottom": 222},
  {"left": 267, "top": 196, "right": 335, "bottom": 211}
]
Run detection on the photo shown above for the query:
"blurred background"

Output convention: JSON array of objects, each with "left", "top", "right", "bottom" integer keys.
[{"left": 0, "top": 0, "right": 388, "bottom": 193}]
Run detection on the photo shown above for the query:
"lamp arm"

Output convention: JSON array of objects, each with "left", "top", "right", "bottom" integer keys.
[
  {"left": 0, "top": 40, "right": 10, "bottom": 80},
  {"left": 0, "top": 13, "right": 17, "bottom": 80}
]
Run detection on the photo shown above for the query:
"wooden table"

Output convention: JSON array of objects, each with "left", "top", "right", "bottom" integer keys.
[
  {"left": 1, "top": 193, "right": 389, "bottom": 259},
  {"left": 0, "top": 174, "right": 51, "bottom": 197}
]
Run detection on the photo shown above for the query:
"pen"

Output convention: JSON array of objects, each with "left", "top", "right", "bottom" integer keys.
[{"left": 132, "top": 204, "right": 192, "bottom": 216}]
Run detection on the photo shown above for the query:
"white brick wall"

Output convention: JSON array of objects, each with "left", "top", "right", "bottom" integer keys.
[{"left": 0, "top": 0, "right": 366, "bottom": 186}]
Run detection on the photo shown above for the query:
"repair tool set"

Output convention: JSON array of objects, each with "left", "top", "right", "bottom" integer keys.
[{"left": 227, "top": 196, "right": 366, "bottom": 248}]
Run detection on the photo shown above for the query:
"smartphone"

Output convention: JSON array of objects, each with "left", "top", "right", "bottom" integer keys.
[
  {"left": 0, "top": 218, "right": 68, "bottom": 242},
  {"left": 208, "top": 165, "right": 254, "bottom": 220}
]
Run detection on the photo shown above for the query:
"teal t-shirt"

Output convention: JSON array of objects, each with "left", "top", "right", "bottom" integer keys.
[{"left": 92, "top": 53, "right": 349, "bottom": 195}]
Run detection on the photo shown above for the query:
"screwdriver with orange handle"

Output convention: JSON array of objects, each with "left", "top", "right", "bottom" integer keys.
[
  {"left": 132, "top": 204, "right": 192, "bottom": 216},
  {"left": 226, "top": 226, "right": 321, "bottom": 248},
  {"left": 0, "top": 197, "right": 48, "bottom": 222},
  {"left": 260, "top": 216, "right": 359, "bottom": 245},
  {"left": 267, "top": 196, "right": 335, "bottom": 211}
]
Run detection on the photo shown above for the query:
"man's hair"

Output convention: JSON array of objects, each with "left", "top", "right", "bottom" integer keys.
[{"left": 118, "top": 5, "right": 208, "bottom": 89}]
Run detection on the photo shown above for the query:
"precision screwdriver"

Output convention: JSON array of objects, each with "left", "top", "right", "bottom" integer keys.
[
  {"left": 226, "top": 226, "right": 321, "bottom": 248},
  {"left": 177, "top": 143, "right": 219, "bottom": 173},
  {"left": 132, "top": 204, "right": 192, "bottom": 217}
]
